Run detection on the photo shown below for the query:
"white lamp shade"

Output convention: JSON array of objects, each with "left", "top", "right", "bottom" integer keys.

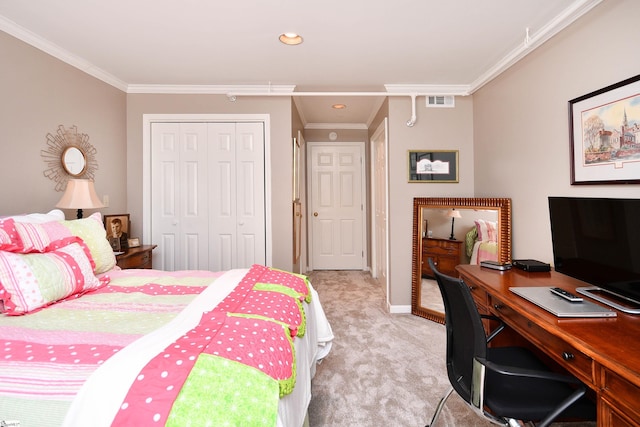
[
  {"left": 446, "top": 209, "right": 462, "bottom": 219},
  {"left": 56, "top": 179, "right": 104, "bottom": 209}
]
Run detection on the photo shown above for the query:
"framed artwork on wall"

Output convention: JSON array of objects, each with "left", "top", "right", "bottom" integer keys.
[
  {"left": 569, "top": 74, "right": 640, "bottom": 185},
  {"left": 408, "top": 150, "right": 459, "bottom": 183}
]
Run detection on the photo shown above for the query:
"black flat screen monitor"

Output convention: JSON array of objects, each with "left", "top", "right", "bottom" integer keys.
[{"left": 548, "top": 196, "right": 640, "bottom": 304}]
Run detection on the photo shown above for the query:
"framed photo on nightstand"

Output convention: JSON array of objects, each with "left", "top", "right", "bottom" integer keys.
[{"left": 104, "top": 214, "right": 130, "bottom": 252}]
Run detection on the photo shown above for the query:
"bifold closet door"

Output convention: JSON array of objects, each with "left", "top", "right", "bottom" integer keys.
[
  {"left": 151, "top": 121, "right": 266, "bottom": 272},
  {"left": 208, "top": 122, "right": 266, "bottom": 271},
  {"left": 151, "top": 122, "right": 209, "bottom": 271}
]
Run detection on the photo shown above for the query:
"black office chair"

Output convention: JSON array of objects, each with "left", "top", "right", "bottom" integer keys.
[{"left": 426, "top": 259, "right": 596, "bottom": 427}]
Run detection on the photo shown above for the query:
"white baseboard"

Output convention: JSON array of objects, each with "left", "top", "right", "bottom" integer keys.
[{"left": 388, "top": 304, "right": 411, "bottom": 314}]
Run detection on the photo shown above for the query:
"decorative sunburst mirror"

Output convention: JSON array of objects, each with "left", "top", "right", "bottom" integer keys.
[{"left": 42, "top": 125, "right": 98, "bottom": 191}]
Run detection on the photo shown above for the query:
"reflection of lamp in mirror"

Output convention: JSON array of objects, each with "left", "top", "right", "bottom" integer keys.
[
  {"left": 446, "top": 208, "right": 462, "bottom": 240},
  {"left": 56, "top": 179, "right": 104, "bottom": 219}
]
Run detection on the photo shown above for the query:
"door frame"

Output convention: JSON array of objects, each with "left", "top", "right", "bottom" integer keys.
[
  {"left": 142, "top": 114, "right": 273, "bottom": 267},
  {"left": 370, "top": 118, "right": 390, "bottom": 303},
  {"left": 306, "top": 141, "right": 367, "bottom": 271}
]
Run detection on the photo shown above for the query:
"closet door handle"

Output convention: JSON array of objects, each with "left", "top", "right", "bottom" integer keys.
[{"left": 313, "top": 212, "right": 319, "bottom": 217}]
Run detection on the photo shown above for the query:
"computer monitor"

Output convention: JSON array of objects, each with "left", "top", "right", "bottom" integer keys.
[{"left": 548, "top": 196, "right": 640, "bottom": 306}]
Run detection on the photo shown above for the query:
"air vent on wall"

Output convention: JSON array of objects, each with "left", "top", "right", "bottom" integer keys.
[{"left": 426, "top": 95, "right": 455, "bottom": 108}]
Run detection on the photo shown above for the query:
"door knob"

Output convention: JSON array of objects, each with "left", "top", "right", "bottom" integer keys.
[{"left": 313, "top": 212, "right": 318, "bottom": 217}]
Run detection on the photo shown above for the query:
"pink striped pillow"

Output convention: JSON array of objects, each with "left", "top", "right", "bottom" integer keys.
[
  {"left": 11, "top": 213, "right": 116, "bottom": 274},
  {"left": 13, "top": 220, "right": 71, "bottom": 253},
  {"left": 474, "top": 219, "right": 497, "bottom": 242}
]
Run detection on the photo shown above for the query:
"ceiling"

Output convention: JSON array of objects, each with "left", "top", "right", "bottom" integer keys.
[{"left": 0, "top": 0, "right": 601, "bottom": 128}]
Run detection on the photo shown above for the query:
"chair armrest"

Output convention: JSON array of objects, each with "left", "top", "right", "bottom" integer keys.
[
  {"left": 479, "top": 314, "right": 505, "bottom": 343},
  {"left": 476, "top": 357, "right": 583, "bottom": 386}
]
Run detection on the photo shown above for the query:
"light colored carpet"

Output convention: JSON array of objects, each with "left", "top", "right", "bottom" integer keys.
[
  {"left": 306, "top": 270, "right": 595, "bottom": 427},
  {"left": 306, "top": 270, "right": 494, "bottom": 427}
]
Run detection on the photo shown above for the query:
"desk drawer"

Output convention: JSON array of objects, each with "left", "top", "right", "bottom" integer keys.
[
  {"left": 601, "top": 368, "right": 640, "bottom": 423},
  {"left": 490, "top": 295, "right": 594, "bottom": 386},
  {"left": 466, "top": 282, "right": 488, "bottom": 309}
]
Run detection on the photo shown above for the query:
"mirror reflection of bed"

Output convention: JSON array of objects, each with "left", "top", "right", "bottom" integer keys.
[
  {"left": 420, "top": 209, "right": 497, "bottom": 315},
  {"left": 411, "top": 197, "right": 512, "bottom": 324}
]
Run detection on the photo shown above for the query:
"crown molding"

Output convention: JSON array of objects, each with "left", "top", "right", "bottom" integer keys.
[
  {"left": 469, "top": 0, "right": 603, "bottom": 93},
  {"left": 127, "top": 84, "right": 296, "bottom": 94},
  {"left": 384, "top": 84, "right": 470, "bottom": 96},
  {"left": 0, "top": 15, "right": 128, "bottom": 91}
]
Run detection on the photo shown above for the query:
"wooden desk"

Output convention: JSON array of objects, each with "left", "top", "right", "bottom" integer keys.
[
  {"left": 457, "top": 264, "right": 640, "bottom": 427},
  {"left": 116, "top": 245, "right": 157, "bottom": 269}
]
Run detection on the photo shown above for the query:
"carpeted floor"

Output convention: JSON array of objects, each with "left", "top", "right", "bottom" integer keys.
[
  {"left": 306, "top": 270, "right": 595, "bottom": 427},
  {"left": 306, "top": 270, "right": 494, "bottom": 427}
]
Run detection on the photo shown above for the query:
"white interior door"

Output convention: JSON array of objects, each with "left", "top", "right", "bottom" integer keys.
[
  {"left": 309, "top": 142, "right": 365, "bottom": 270},
  {"left": 208, "top": 122, "right": 265, "bottom": 271},
  {"left": 151, "top": 122, "right": 209, "bottom": 271}
]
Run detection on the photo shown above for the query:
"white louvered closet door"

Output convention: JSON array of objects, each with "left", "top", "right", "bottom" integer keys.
[{"left": 151, "top": 122, "right": 265, "bottom": 272}]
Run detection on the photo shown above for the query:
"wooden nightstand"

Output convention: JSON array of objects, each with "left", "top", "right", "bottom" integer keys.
[
  {"left": 116, "top": 245, "right": 157, "bottom": 269},
  {"left": 421, "top": 237, "right": 464, "bottom": 278}
]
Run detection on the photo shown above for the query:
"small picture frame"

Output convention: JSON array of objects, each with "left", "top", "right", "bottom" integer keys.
[
  {"left": 128, "top": 238, "right": 140, "bottom": 248},
  {"left": 104, "top": 214, "right": 130, "bottom": 252},
  {"left": 408, "top": 150, "right": 459, "bottom": 183}
]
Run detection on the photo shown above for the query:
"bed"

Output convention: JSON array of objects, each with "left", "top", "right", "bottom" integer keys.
[
  {"left": 465, "top": 218, "right": 499, "bottom": 265},
  {"left": 0, "top": 210, "right": 333, "bottom": 427}
]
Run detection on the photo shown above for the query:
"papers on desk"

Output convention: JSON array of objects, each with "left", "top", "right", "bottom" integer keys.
[{"left": 510, "top": 287, "right": 617, "bottom": 318}]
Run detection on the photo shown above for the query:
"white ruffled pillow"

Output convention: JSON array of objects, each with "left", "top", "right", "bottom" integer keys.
[{"left": 5, "top": 209, "right": 66, "bottom": 223}]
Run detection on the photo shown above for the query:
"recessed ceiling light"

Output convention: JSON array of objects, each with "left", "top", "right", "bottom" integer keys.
[
  {"left": 332, "top": 104, "right": 347, "bottom": 110},
  {"left": 279, "top": 33, "right": 303, "bottom": 45}
]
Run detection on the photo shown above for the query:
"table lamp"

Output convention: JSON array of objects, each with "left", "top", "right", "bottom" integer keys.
[
  {"left": 56, "top": 179, "right": 104, "bottom": 219},
  {"left": 447, "top": 208, "right": 462, "bottom": 240}
]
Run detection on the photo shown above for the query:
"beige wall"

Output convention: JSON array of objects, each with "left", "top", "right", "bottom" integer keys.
[
  {"left": 0, "top": 31, "right": 127, "bottom": 217},
  {"left": 125, "top": 94, "right": 295, "bottom": 270},
  {"left": 387, "top": 96, "right": 475, "bottom": 307},
  {"left": 473, "top": 0, "right": 640, "bottom": 265}
]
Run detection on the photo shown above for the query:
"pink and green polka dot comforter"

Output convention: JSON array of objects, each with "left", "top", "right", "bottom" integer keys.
[{"left": 0, "top": 265, "right": 326, "bottom": 427}]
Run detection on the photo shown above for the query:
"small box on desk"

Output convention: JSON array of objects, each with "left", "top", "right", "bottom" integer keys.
[{"left": 512, "top": 259, "right": 551, "bottom": 272}]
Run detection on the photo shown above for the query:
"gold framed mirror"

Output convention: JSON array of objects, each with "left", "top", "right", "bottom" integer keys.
[
  {"left": 411, "top": 197, "right": 512, "bottom": 323},
  {"left": 42, "top": 125, "right": 98, "bottom": 191}
]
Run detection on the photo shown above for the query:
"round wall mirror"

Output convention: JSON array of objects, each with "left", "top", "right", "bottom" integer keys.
[{"left": 62, "top": 147, "right": 87, "bottom": 176}]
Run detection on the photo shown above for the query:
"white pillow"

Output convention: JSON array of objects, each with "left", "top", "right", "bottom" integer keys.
[{"left": 6, "top": 209, "right": 66, "bottom": 223}]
